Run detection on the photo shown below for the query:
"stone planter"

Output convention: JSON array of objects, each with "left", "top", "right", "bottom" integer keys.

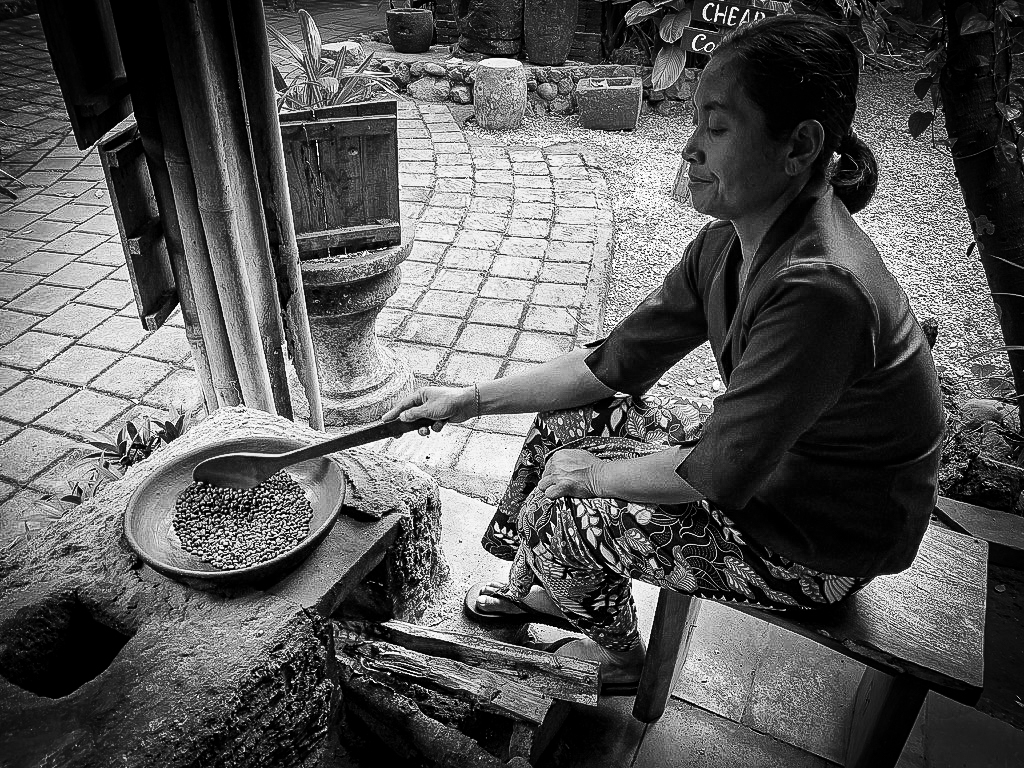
[
  {"left": 577, "top": 76, "right": 642, "bottom": 131},
  {"left": 473, "top": 58, "right": 527, "bottom": 130},
  {"left": 386, "top": 8, "right": 434, "bottom": 54},
  {"left": 524, "top": 0, "right": 578, "bottom": 66},
  {"left": 300, "top": 223, "right": 416, "bottom": 427}
]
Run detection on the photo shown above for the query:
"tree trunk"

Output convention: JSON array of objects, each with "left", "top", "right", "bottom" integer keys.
[{"left": 939, "top": 1, "right": 1024, "bottom": 398}]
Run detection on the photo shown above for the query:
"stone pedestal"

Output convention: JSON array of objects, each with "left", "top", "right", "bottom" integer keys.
[
  {"left": 474, "top": 58, "right": 527, "bottom": 130},
  {"left": 0, "top": 407, "right": 446, "bottom": 768},
  {"left": 301, "top": 224, "right": 416, "bottom": 429}
]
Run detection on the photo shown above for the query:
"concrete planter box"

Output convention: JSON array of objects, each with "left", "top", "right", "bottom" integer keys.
[{"left": 577, "top": 76, "right": 641, "bottom": 131}]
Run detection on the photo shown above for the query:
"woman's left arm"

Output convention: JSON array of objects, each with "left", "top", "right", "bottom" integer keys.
[{"left": 538, "top": 446, "right": 704, "bottom": 505}]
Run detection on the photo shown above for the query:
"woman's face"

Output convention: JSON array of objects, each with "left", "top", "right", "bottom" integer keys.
[{"left": 683, "top": 55, "right": 794, "bottom": 223}]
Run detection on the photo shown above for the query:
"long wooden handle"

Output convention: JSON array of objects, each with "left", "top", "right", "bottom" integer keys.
[{"left": 280, "top": 418, "right": 436, "bottom": 466}]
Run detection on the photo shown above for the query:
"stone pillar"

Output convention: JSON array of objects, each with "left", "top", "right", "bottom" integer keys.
[
  {"left": 300, "top": 225, "right": 416, "bottom": 428},
  {"left": 474, "top": 58, "right": 528, "bottom": 130}
]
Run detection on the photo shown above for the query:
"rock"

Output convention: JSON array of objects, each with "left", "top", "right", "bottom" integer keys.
[
  {"left": 450, "top": 85, "right": 472, "bottom": 104},
  {"left": 449, "top": 68, "right": 464, "bottom": 84},
  {"left": 949, "top": 453, "right": 1024, "bottom": 512},
  {"left": 962, "top": 398, "right": 1010, "bottom": 429},
  {"left": 550, "top": 97, "right": 574, "bottom": 116},
  {"left": 390, "top": 62, "right": 412, "bottom": 87},
  {"left": 571, "top": 67, "right": 587, "bottom": 82},
  {"left": 655, "top": 99, "right": 690, "bottom": 118},
  {"left": 547, "top": 68, "right": 565, "bottom": 83},
  {"left": 536, "top": 82, "right": 558, "bottom": 101},
  {"left": 407, "top": 75, "right": 451, "bottom": 102},
  {"left": 423, "top": 62, "right": 447, "bottom": 78},
  {"left": 322, "top": 41, "right": 362, "bottom": 63},
  {"left": 557, "top": 78, "right": 573, "bottom": 96},
  {"left": 533, "top": 67, "right": 549, "bottom": 83},
  {"left": 647, "top": 88, "right": 666, "bottom": 102},
  {"left": 410, "top": 61, "right": 426, "bottom": 78},
  {"left": 527, "top": 80, "right": 537, "bottom": 92}
]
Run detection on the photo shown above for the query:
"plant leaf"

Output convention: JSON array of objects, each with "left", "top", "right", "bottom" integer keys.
[
  {"left": 997, "top": 101, "right": 1023, "bottom": 122},
  {"left": 625, "top": 1, "right": 659, "bottom": 25},
  {"left": 999, "top": 0, "right": 1022, "bottom": 20},
  {"left": 961, "top": 11, "right": 995, "bottom": 35},
  {"left": 659, "top": 10, "right": 691, "bottom": 43},
  {"left": 266, "top": 23, "right": 305, "bottom": 69},
  {"left": 908, "top": 110, "right": 934, "bottom": 138},
  {"left": 299, "top": 10, "right": 323, "bottom": 81},
  {"left": 914, "top": 74, "right": 934, "bottom": 100},
  {"left": 652, "top": 43, "right": 687, "bottom": 92}
]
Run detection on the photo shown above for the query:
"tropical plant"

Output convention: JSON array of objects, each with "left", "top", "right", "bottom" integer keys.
[
  {"left": 268, "top": 9, "right": 400, "bottom": 111},
  {"left": 609, "top": 0, "right": 696, "bottom": 92}
]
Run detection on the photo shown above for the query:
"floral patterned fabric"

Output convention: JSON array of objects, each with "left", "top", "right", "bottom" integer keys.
[{"left": 481, "top": 396, "right": 871, "bottom": 651}]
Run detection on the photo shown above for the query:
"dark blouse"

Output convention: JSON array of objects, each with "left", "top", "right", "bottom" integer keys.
[{"left": 585, "top": 181, "right": 945, "bottom": 577}]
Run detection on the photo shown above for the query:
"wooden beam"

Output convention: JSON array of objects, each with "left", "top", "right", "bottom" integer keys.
[
  {"left": 633, "top": 590, "right": 700, "bottom": 722},
  {"left": 279, "top": 115, "right": 397, "bottom": 141},
  {"left": 845, "top": 668, "right": 927, "bottom": 768},
  {"left": 295, "top": 224, "right": 403, "bottom": 254}
]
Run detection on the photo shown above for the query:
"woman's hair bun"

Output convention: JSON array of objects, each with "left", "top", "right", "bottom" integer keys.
[{"left": 829, "top": 130, "right": 878, "bottom": 214}]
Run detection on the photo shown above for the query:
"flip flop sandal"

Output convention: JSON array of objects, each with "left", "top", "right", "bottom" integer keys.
[
  {"left": 541, "top": 637, "right": 641, "bottom": 698},
  {"left": 463, "top": 581, "right": 577, "bottom": 632}
]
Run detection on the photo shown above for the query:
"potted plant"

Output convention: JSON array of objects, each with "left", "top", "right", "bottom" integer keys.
[
  {"left": 577, "top": 76, "right": 643, "bottom": 131},
  {"left": 269, "top": 10, "right": 403, "bottom": 254},
  {"left": 381, "top": 0, "right": 435, "bottom": 54}
]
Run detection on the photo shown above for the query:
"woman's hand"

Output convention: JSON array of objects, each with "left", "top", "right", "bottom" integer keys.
[
  {"left": 537, "top": 449, "right": 607, "bottom": 500},
  {"left": 382, "top": 386, "right": 476, "bottom": 435}
]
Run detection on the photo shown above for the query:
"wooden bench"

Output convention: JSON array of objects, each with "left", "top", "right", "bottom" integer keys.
[{"left": 633, "top": 523, "right": 988, "bottom": 768}]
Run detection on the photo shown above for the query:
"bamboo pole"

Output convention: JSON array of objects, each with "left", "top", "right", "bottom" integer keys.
[
  {"left": 228, "top": 0, "right": 325, "bottom": 430},
  {"left": 158, "top": 0, "right": 277, "bottom": 414}
]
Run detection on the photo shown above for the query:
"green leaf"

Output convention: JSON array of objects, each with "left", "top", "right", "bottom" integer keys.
[
  {"left": 652, "top": 43, "right": 687, "bottom": 91},
  {"left": 862, "top": 20, "right": 881, "bottom": 54},
  {"left": 908, "top": 110, "right": 934, "bottom": 138},
  {"left": 997, "top": 101, "right": 1023, "bottom": 122},
  {"left": 960, "top": 11, "right": 995, "bottom": 35},
  {"left": 659, "top": 9, "right": 691, "bottom": 42},
  {"left": 266, "top": 23, "right": 305, "bottom": 70},
  {"left": 891, "top": 15, "right": 917, "bottom": 35},
  {"left": 298, "top": 9, "right": 323, "bottom": 81},
  {"left": 999, "top": 1, "right": 1022, "bottom": 21},
  {"left": 914, "top": 74, "right": 934, "bottom": 100},
  {"left": 1000, "top": 137, "right": 1019, "bottom": 161},
  {"left": 625, "top": 1, "right": 659, "bottom": 25}
]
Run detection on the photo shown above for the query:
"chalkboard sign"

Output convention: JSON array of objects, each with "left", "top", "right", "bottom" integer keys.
[{"left": 681, "top": 1, "right": 781, "bottom": 56}]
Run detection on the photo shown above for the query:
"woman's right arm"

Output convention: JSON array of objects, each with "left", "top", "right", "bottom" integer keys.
[{"left": 381, "top": 347, "right": 616, "bottom": 426}]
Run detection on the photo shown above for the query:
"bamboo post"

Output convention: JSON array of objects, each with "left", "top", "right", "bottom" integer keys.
[
  {"left": 228, "top": 0, "right": 325, "bottom": 430},
  {"left": 158, "top": 0, "right": 277, "bottom": 414}
]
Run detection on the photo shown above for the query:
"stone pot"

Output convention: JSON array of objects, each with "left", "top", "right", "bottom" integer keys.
[
  {"left": 577, "top": 76, "right": 642, "bottom": 132},
  {"left": 524, "top": 0, "right": 578, "bottom": 66},
  {"left": 386, "top": 8, "right": 434, "bottom": 54}
]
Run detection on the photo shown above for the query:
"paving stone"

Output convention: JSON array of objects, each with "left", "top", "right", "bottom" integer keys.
[
  {"left": 36, "top": 389, "right": 131, "bottom": 437},
  {"left": 415, "top": 222, "right": 459, "bottom": 243},
  {"left": 433, "top": 268, "right": 485, "bottom": 293},
  {"left": 560, "top": 191, "right": 599, "bottom": 207},
  {"left": 492, "top": 255, "right": 541, "bottom": 280},
  {"left": 433, "top": 142, "right": 468, "bottom": 154},
  {"left": 399, "top": 149, "right": 435, "bottom": 162},
  {"left": 550, "top": 223, "right": 598, "bottom": 242},
  {"left": 90, "top": 356, "right": 174, "bottom": 399},
  {"left": 142, "top": 368, "right": 203, "bottom": 412},
  {"left": 401, "top": 161, "right": 435, "bottom": 176},
  {"left": 13, "top": 218, "right": 75, "bottom": 241},
  {"left": 375, "top": 307, "right": 408, "bottom": 337},
  {"left": 442, "top": 247, "right": 494, "bottom": 271},
  {"left": 0, "top": 367, "right": 26, "bottom": 394},
  {"left": 36, "top": 345, "right": 120, "bottom": 386},
  {"left": 0, "top": 309, "right": 37, "bottom": 344},
  {"left": 0, "top": 479, "right": 16, "bottom": 503},
  {"left": 0, "top": 378, "right": 75, "bottom": 423},
  {"left": 131, "top": 324, "right": 191, "bottom": 362},
  {"left": 474, "top": 169, "right": 513, "bottom": 185},
  {"left": 550, "top": 164, "right": 589, "bottom": 180},
  {"left": 386, "top": 425, "right": 469, "bottom": 470},
  {"left": 77, "top": 279, "right": 132, "bottom": 308},
  {"left": 34, "top": 302, "right": 114, "bottom": 337},
  {"left": 475, "top": 183, "right": 513, "bottom": 199},
  {"left": 547, "top": 240, "right": 596, "bottom": 263},
  {"left": 435, "top": 153, "right": 472, "bottom": 165},
  {"left": 44, "top": 261, "right": 113, "bottom": 288},
  {"left": 109, "top": 264, "right": 129, "bottom": 281},
  {"left": 398, "top": 172, "right": 434, "bottom": 188},
  {"left": 11, "top": 194, "right": 66, "bottom": 214},
  {"left": 455, "top": 324, "right": 516, "bottom": 355},
  {"left": 468, "top": 297, "right": 526, "bottom": 327},
  {"left": 462, "top": 212, "right": 508, "bottom": 233},
  {"left": 555, "top": 207, "right": 607, "bottom": 226},
  {"left": 82, "top": 314, "right": 150, "bottom": 352},
  {"left": 79, "top": 239, "right": 126, "bottom": 266},
  {"left": 439, "top": 352, "right": 503, "bottom": 386},
  {"left": 533, "top": 282, "right": 584, "bottom": 308},
  {"left": 398, "top": 314, "right": 462, "bottom": 346},
  {"left": 77, "top": 212, "right": 117, "bottom": 235},
  {"left": 429, "top": 192, "right": 472, "bottom": 208},
  {"left": 419, "top": 206, "right": 465, "bottom": 225},
  {"left": 507, "top": 218, "right": 551, "bottom": 238},
  {"left": 29, "top": 446, "right": 95, "bottom": 496},
  {"left": 498, "top": 236, "right": 547, "bottom": 260},
  {"left": 514, "top": 176, "right": 553, "bottom": 190},
  {"left": 454, "top": 230, "right": 502, "bottom": 251},
  {"left": 434, "top": 178, "right": 474, "bottom": 193},
  {"left": 469, "top": 197, "right": 512, "bottom": 215},
  {"left": 391, "top": 342, "right": 445, "bottom": 378},
  {"left": 524, "top": 304, "right": 579, "bottom": 335},
  {"left": 0, "top": 427, "right": 79, "bottom": 483},
  {"left": 554, "top": 178, "right": 597, "bottom": 194},
  {"left": 407, "top": 240, "right": 447, "bottom": 263},
  {"left": 0, "top": 271, "right": 41, "bottom": 300},
  {"left": 387, "top": 283, "right": 426, "bottom": 310},
  {"left": 512, "top": 331, "right": 574, "bottom": 362},
  {"left": 50, "top": 179, "right": 99, "bottom": 198},
  {"left": 511, "top": 201, "right": 554, "bottom": 219},
  {"left": 3, "top": 284, "right": 79, "bottom": 316},
  {"left": 416, "top": 289, "right": 475, "bottom": 317},
  {"left": 480, "top": 277, "right": 534, "bottom": 301},
  {"left": 11, "top": 249, "right": 75, "bottom": 275},
  {"left": 0, "top": 210, "right": 44, "bottom": 232},
  {"left": 454, "top": 430, "right": 522, "bottom": 485},
  {"left": 0, "top": 236, "right": 43, "bottom": 262},
  {"left": 0, "top": 331, "right": 72, "bottom": 370},
  {"left": 513, "top": 187, "right": 553, "bottom": 203},
  {"left": 540, "top": 261, "right": 591, "bottom": 285},
  {"left": 399, "top": 186, "right": 431, "bottom": 204},
  {"left": 400, "top": 261, "right": 436, "bottom": 285},
  {"left": 436, "top": 165, "right": 473, "bottom": 179},
  {"left": 49, "top": 202, "right": 105, "bottom": 224}
]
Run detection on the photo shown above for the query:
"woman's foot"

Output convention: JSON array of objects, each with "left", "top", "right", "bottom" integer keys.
[
  {"left": 475, "top": 582, "right": 567, "bottom": 620},
  {"left": 550, "top": 638, "right": 646, "bottom": 688}
]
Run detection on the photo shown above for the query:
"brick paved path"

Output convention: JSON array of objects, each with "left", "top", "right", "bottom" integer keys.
[{"left": 0, "top": 10, "right": 614, "bottom": 541}]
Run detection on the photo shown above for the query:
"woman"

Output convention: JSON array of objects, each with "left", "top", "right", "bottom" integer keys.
[{"left": 383, "top": 14, "right": 945, "bottom": 693}]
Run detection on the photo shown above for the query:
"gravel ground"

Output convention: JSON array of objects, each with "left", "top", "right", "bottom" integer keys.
[{"left": 465, "top": 66, "right": 1003, "bottom": 400}]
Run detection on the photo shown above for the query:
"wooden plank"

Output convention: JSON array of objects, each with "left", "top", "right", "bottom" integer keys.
[
  {"left": 278, "top": 115, "right": 395, "bottom": 141},
  {"left": 278, "top": 99, "right": 398, "bottom": 124},
  {"left": 98, "top": 121, "right": 179, "bottom": 331},
  {"left": 509, "top": 700, "right": 571, "bottom": 764},
  {"left": 362, "top": 124, "right": 401, "bottom": 230},
  {"left": 281, "top": 131, "right": 327, "bottom": 240},
  {"left": 335, "top": 619, "right": 600, "bottom": 706},
  {"left": 633, "top": 590, "right": 700, "bottom": 722},
  {"left": 343, "top": 640, "right": 556, "bottom": 725},
  {"left": 845, "top": 669, "right": 927, "bottom": 768},
  {"left": 934, "top": 495, "right": 1024, "bottom": 569},
  {"left": 729, "top": 524, "right": 987, "bottom": 699},
  {"left": 318, "top": 130, "right": 366, "bottom": 243},
  {"left": 295, "top": 223, "right": 401, "bottom": 254},
  {"left": 37, "top": 0, "right": 132, "bottom": 149}
]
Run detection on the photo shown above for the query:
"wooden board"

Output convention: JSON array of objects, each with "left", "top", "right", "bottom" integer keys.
[
  {"left": 97, "top": 119, "right": 179, "bottom": 330},
  {"left": 37, "top": 0, "right": 132, "bottom": 150},
  {"left": 934, "top": 495, "right": 1024, "bottom": 569},
  {"left": 728, "top": 524, "right": 987, "bottom": 700}
]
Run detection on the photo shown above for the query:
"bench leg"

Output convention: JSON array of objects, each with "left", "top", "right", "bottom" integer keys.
[
  {"left": 845, "top": 667, "right": 927, "bottom": 768},
  {"left": 632, "top": 590, "right": 700, "bottom": 723}
]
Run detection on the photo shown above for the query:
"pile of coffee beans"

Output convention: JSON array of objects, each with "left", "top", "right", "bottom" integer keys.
[{"left": 173, "top": 471, "right": 314, "bottom": 570}]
